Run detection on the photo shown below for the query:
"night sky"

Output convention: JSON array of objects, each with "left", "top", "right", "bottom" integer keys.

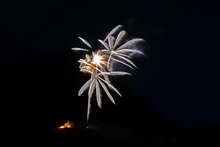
[{"left": 1, "top": 0, "right": 220, "bottom": 146}]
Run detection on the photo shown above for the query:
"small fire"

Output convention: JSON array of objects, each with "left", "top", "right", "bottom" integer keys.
[{"left": 58, "top": 120, "right": 74, "bottom": 129}]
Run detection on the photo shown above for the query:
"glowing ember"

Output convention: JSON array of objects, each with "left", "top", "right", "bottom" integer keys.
[{"left": 58, "top": 120, "right": 74, "bottom": 129}]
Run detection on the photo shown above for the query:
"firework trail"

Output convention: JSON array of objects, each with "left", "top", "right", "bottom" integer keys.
[{"left": 72, "top": 25, "right": 145, "bottom": 122}]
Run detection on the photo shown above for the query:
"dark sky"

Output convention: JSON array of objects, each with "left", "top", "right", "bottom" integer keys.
[{"left": 1, "top": 0, "right": 220, "bottom": 131}]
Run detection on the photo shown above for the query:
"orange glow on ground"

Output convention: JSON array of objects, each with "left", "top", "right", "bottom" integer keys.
[{"left": 58, "top": 120, "right": 74, "bottom": 129}]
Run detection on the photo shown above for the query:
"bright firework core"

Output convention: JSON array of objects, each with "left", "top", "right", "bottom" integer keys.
[{"left": 92, "top": 54, "right": 103, "bottom": 66}]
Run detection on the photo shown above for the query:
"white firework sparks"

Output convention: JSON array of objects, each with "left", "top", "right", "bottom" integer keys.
[{"left": 72, "top": 25, "right": 145, "bottom": 122}]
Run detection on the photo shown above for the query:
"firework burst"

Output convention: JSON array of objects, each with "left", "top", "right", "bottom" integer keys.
[{"left": 72, "top": 25, "right": 145, "bottom": 122}]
